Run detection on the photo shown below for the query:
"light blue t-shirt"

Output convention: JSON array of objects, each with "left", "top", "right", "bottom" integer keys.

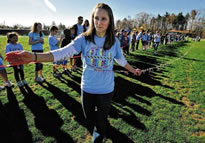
[
  {"left": 154, "top": 34, "right": 161, "bottom": 42},
  {"left": 5, "top": 43, "right": 24, "bottom": 53},
  {"left": 49, "top": 35, "right": 59, "bottom": 51},
  {"left": 71, "top": 35, "right": 123, "bottom": 94},
  {"left": 77, "top": 24, "right": 84, "bottom": 36},
  {"left": 28, "top": 32, "right": 44, "bottom": 51}
]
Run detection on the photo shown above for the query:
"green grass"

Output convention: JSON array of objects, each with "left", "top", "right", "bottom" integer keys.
[{"left": 0, "top": 36, "right": 204, "bottom": 143}]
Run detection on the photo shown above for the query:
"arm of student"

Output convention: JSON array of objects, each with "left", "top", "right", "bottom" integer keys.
[
  {"left": 123, "top": 63, "right": 142, "bottom": 76},
  {"left": 5, "top": 51, "right": 53, "bottom": 65},
  {"left": 50, "top": 45, "right": 78, "bottom": 62},
  {"left": 115, "top": 55, "right": 141, "bottom": 76},
  {"left": 29, "top": 37, "right": 43, "bottom": 45}
]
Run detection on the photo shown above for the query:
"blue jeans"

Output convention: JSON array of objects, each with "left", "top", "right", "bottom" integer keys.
[{"left": 81, "top": 91, "right": 113, "bottom": 143}]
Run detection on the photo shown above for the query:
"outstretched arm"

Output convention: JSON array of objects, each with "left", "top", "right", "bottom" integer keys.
[
  {"left": 5, "top": 51, "right": 54, "bottom": 65},
  {"left": 6, "top": 44, "right": 78, "bottom": 66}
]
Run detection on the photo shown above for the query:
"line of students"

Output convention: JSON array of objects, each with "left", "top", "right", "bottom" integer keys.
[
  {"left": 118, "top": 29, "right": 165, "bottom": 55},
  {"left": 0, "top": 17, "right": 90, "bottom": 89}
]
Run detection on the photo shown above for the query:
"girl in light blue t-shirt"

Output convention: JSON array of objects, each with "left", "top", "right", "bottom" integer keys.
[
  {"left": 6, "top": 3, "right": 142, "bottom": 142},
  {"left": 28, "top": 22, "right": 45, "bottom": 83},
  {"left": 5, "top": 32, "right": 26, "bottom": 87}
]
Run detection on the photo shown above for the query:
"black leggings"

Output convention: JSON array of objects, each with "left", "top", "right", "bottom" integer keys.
[{"left": 13, "top": 65, "right": 24, "bottom": 82}]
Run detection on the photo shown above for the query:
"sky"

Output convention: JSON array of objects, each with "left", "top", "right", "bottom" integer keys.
[{"left": 0, "top": 0, "right": 204, "bottom": 27}]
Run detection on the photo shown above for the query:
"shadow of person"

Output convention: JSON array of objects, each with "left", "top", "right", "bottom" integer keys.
[
  {"left": 105, "top": 122, "right": 135, "bottom": 143},
  {"left": 38, "top": 81, "right": 91, "bottom": 132},
  {"left": 115, "top": 76, "right": 184, "bottom": 105},
  {"left": 54, "top": 74, "right": 81, "bottom": 94},
  {"left": 40, "top": 81, "right": 137, "bottom": 142},
  {"left": 0, "top": 87, "right": 33, "bottom": 143},
  {"left": 19, "top": 85, "right": 74, "bottom": 143}
]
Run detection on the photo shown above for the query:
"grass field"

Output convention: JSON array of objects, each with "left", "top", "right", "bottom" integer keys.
[{"left": 0, "top": 36, "right": 204, "bottom": 143}]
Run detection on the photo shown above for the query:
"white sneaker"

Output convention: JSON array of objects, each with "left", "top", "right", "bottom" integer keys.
[
  {"left": 0, "top": 86, "right": 5, "bottom": 91},
  {"left": 22, "top": 80, "right": 27, "bottom": 85},
  {"left": 17, "top": 81, "right": 24, "bottom": 87},
  {"left": 4, "top": 81, "right": 14, "bottom": 87},
  {"left": 40, "top": 76, "right": 45, "bottom": 82}
]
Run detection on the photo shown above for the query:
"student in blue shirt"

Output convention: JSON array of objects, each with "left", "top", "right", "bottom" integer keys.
[
  {"left": 6, "top": 3, "right": 142, "bottom": 142},
  {"left": 28, "top": 22, "right": 45, "bottom": 83},
  {"left": 153, "top": 31, "right": 161, "bottom": 55},
  {"left": 48, "top": 25, "right": 64, "bottom": 77},
  {"left": 5, "top": 32, "right": 26, "bottom": 87}
]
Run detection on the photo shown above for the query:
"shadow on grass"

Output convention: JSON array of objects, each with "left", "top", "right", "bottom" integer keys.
[
  {"left": 114, "top": 76, "right": 184, "bottom": 106},
  {"left": 19, "top": 85, "right": 75, "bottom": 143},
  {"left": 0, "top": 87, "right": 33, "bottom": 143},
  {"left": 40, "top": 80, "right": 136, "bottom": 142}
]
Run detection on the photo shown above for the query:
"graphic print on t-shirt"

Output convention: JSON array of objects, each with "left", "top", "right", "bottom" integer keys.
[{"left": 85, "top": 46, "right": 112, "bottom": 69}]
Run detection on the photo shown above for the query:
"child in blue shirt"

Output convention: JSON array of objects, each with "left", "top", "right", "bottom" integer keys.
[
  {"left": 28, "top": 22, "right": 45, "bottom": 82},
  {"left": 153, "top": 31, "right": 161, "bottom": 55},
  {"left": 5, "top": 32, "right": 26, "bottom": 87},
  {"left": 6, "top": 3, "right": 142, "bottom": 142},
  {"left": 48, "top": 25, "right": 64, "bottom": 77}
]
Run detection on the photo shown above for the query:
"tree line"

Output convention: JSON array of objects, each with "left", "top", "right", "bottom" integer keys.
[{"left": 116, "top": 9, "right": 205, "bottom": 38}]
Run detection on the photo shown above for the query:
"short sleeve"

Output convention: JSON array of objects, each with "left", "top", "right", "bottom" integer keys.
[
  {"left": 68, "top": 35, "right": 85, "bottom": 54},
  {"left": 114, "top": 38, "right": 123, "bottom": 60},
  {"left": 28, "top": 32, "right": 33, "bottom": 38}
]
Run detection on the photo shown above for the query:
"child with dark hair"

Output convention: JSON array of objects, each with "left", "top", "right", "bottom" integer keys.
[{"left": 5, "top": 32, "right": 26, "bottom": 87}]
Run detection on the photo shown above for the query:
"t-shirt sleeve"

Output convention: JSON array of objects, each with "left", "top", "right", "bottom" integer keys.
[
  {"left": 50, "top": 35, "right": 84, "bottom": 62},
  {"left": 114, "top": 38, "right": 127, "bottom": 66},
  {"left": 114, "top": 38, "right": 123, "bottom": 59},
  {"left": 28, "top": 32, "right": 32, "bottom": 38},
  {"left": 69, "top": 35, "right": 84, "bottom": 54}
]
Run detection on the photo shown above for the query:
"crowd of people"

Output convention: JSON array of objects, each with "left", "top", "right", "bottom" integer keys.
[
  {"left": 0, "top": 2, "right": 198, "bottom": 143},
  {"left": 116, "top": 28, "right": 187, "bottom": 55}
]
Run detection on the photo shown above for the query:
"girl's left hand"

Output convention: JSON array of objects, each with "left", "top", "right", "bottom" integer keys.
[{"left": 132, "top": 69, "right": 142, "bottom": 76}]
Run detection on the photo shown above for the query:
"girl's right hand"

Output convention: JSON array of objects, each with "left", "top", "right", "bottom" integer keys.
[{"left": 5, "top": 51, "right": 35, "bottom": 66}]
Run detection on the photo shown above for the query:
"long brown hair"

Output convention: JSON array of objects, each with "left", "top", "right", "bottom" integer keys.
[
  {"left": 31, "top": 22, "right": 43, "bottom": 37},
  {"left": 83, "top": 3, "right": 115, "bottom": 50}
]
